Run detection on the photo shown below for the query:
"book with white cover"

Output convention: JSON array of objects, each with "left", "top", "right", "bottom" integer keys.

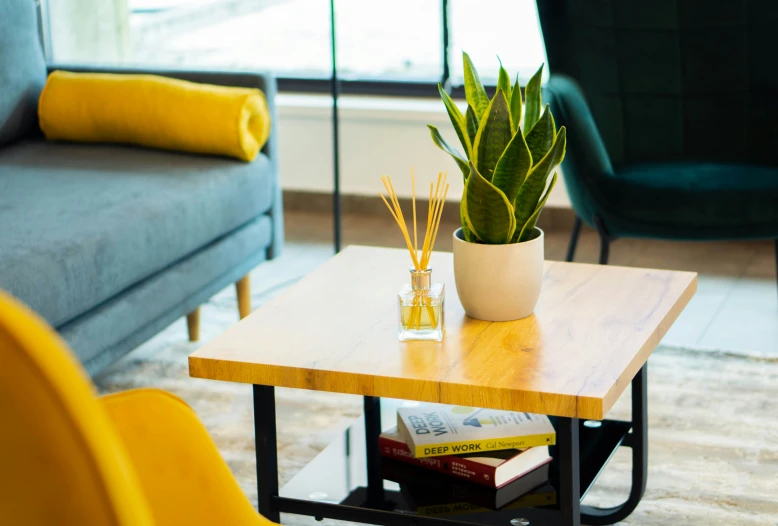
[{"left": 397, "top": 403, "right": 556, "bottom": 458}]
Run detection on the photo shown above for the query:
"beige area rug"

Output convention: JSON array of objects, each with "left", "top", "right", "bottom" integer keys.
[{"left": 94, "top": 256, "right": 778, "bottom": 525}]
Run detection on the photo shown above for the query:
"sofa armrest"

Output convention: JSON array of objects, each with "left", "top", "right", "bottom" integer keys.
[
  {"left": 545, "top": 75, "right": 614, "bottom": 225},
  {"left": 545, "top": 74, "right": 613, "bottom": 178},
  {"left": 46, "top": 64, "right": 285, "bottom": 258}
]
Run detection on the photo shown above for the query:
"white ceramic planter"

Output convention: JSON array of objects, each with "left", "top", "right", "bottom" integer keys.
[{"left": 452, "top": 228, "right": 544, "bottom": 321}]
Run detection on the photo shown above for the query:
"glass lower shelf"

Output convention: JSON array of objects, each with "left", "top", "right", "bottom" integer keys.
[{"left": 278, "top": 399, "right": 631, "bottom": 526}]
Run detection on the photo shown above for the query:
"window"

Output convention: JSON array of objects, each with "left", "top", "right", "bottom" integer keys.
[
  {"left": 42, "top": 0, "right": 546, "bottom": 95},
  {"left": 130, "top": 0, "right": 332, "bottom": 77},
  {"left": 336, "top": 1, "right": 443, "bottom": 82},
  {"left": 449, "top": 0, "right": 547, "bottom": 85}
]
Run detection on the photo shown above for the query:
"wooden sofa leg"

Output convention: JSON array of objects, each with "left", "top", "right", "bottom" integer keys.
[
  {"left": 186, "top": 308, "right": 200, "bottom": 341},
  {"left": 236, "top": 275, "right": 251, "bottom": 319}
]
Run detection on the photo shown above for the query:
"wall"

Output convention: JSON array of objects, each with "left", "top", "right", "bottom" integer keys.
[{"left": 277, "top": 94, "right": 571, "bottom": 208}]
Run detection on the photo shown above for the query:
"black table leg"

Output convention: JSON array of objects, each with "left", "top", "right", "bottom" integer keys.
[
  {"left": 557, "top": 416, "right": 582, "bottom": 526},
  {"left": 363, "top": 395, "right": 384, "bottom": 505},
  {"left": 582, "top": 364, "right": 649, "bottom": 525},
  {"left": 254, "top": 384, "right": 280, "bottom": 522}
]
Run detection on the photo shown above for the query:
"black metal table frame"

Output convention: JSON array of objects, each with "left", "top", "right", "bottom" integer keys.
[{"left": 251, "top": 366, "right": 648, "bottom": 526}]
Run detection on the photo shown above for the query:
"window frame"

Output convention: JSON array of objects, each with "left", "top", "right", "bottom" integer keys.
[
  {"left": 39, "top": 0, "right": 505, "bottom": 99},
  {"left": 277, "top": 77, "right": 468, "bottom": 99},
  {"left": 277, "top": 0, "right": 461, "bottom": 98}
]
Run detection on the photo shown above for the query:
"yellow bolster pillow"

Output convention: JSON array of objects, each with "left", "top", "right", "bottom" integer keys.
[{"left": 38, "top": 71, "right": 271, "bottom": 162}]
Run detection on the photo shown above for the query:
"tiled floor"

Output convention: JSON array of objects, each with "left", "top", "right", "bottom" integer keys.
[{"left": 258, "top": 210, "right": 778, "bottom": 357}]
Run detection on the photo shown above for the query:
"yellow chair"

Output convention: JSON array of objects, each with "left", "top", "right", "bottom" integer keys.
[{"left": 0, "top": 290, "right": 276, "bottom": 525}]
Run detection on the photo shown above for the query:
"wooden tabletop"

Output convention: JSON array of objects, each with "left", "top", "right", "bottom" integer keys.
[{"left": 189, "top": 246, "right": 696, "bottom": 420}]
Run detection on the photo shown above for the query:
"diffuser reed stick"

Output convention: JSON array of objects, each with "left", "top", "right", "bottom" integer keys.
[{"left": 380, "top": 171, "right": 449, "bottom": 332}]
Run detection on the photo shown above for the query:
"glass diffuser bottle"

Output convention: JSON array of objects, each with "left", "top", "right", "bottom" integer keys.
[
  {"left": 380, "top": 170, "right": 449, "bottom": 342},
  {"left": 398, "top": 268, "right": 444, "bottom": 341}
]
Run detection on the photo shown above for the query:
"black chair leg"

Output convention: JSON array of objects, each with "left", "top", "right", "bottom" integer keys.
[
  {"left": 598, "top": 236, "right": 610, "bottom": 265},
  {"left": 593, "top": 216, "right": 611, "bottom": 265},
  {"left": 566, "top": 216, "right": 582, "bottom": 262}
]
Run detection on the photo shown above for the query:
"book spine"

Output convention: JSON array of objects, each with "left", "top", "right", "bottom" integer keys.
[
  {"left": 379, "top": 435, "right": 498, "bottom": 488},
  {"left": 412, "top": 433, "right": 556, "bottom": 459}
]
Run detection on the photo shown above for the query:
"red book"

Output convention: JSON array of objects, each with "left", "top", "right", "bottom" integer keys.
[{"left": 379, "top": 427, "right": 551, "bottom": 489}]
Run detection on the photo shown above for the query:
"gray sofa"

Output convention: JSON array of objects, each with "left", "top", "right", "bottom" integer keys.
[{"left": 0, "top": 0, "right": 283, "bottom": 375}]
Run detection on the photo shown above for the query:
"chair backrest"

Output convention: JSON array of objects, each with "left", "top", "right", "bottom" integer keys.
[
  {"left": 0, "top": 291, "right": 153, "bottom": 525},
  {"left": 0, "top": 0, "right": 47, "bottom": 146},
  {"left": 536, "top": 0, "right": 778, "bottom": 167}
]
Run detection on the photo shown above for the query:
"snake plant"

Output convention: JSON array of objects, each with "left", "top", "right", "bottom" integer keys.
[{"left": 428, "top": 53, "right": 566, "bottom": 244}]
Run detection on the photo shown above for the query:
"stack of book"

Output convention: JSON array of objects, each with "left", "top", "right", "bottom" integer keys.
[{"left": 379, "top": 403, "right": 556, "bottom": 516}]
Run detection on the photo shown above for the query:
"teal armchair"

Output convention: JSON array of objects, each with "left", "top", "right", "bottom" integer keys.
[{"left": 536, "top": 0, "right": 778, "bottom": 287}]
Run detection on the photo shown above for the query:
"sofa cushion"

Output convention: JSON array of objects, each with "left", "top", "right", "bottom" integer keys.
[
  {"left": 593, "top": 162, "right": 778, "bottom": 240},
  {"left": 0, "top": 140, "right": 275, "bottom": 327},
  {"left": 0, "top": 0, "right": 47, "bottom": 146}
]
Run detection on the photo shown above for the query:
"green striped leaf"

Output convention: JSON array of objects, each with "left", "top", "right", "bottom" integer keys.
[
  {"left": 472, "top": 90, "right": 512, "bottom": 181},
  {"left": 464, "top": 162, "right": 516, "bottom": 244},
  {"left": 437, "top": 83, "right": 471, "bottom": 157},
  {"left": 465, "top": 105, "right": 479, "bottom": 149},
  {"left": 463, "top": 52, "right": 489, "bottom": 120},
  {"left": 491, "top": 128, "right": 532, "bottom": 206},
  {"left": 512, "top": 127, "right": 566, "bottom": 242},
  {"left": 428, "top": 125, "right": 469, "bottom": 180},
  {"left": 525, "top": 104, "right": 555, "bottom": 166},
  {"left": 523, "top": 64, "right": 543, "bottom": 136},
  {"left": 460, "top": 193, "right": 476, "bottom": 242},
  {"left": 510, "top": 75, "right": 522, "bottom": 134},
  {"left": 518, "top": 172, "right": 558, "bottom": 242},
  {"left": 497, "top": 60, "right": 512, "bottom": 103}
]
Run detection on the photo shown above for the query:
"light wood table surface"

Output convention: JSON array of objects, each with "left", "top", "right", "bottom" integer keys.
[{"left": 189, "top": 246, "right": 696, "bottom": 420}]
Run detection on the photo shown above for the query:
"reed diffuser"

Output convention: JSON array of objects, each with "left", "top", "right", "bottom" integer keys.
[{"left": 380, "top": 171, "right": 449, "bottom": 341}]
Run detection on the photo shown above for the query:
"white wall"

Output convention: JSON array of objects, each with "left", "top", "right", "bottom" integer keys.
[{"left": 277, "top": 94, "right": 571, "bottom": 208}]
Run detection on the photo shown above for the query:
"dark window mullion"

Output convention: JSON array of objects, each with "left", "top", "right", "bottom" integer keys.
[{"left": 441, "top": 0, "right": 451, "bottom": 90}]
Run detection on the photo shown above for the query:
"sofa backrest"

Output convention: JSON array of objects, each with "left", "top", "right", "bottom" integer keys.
[
  {"left": 537, "top": 0, "right": 778, "bottom": 168},
  {"left": 0, "top": 0, "right": 47, "bottom": 146}
]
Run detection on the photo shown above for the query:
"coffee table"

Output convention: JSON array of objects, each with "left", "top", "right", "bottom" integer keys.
[{"left": 189, "top": 246, "right": 696, "bottom": 526}]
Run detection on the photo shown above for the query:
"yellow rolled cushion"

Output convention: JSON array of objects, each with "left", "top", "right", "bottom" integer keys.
[{"left": 39, "top": 71, "right": 271, "bottom": 162}]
